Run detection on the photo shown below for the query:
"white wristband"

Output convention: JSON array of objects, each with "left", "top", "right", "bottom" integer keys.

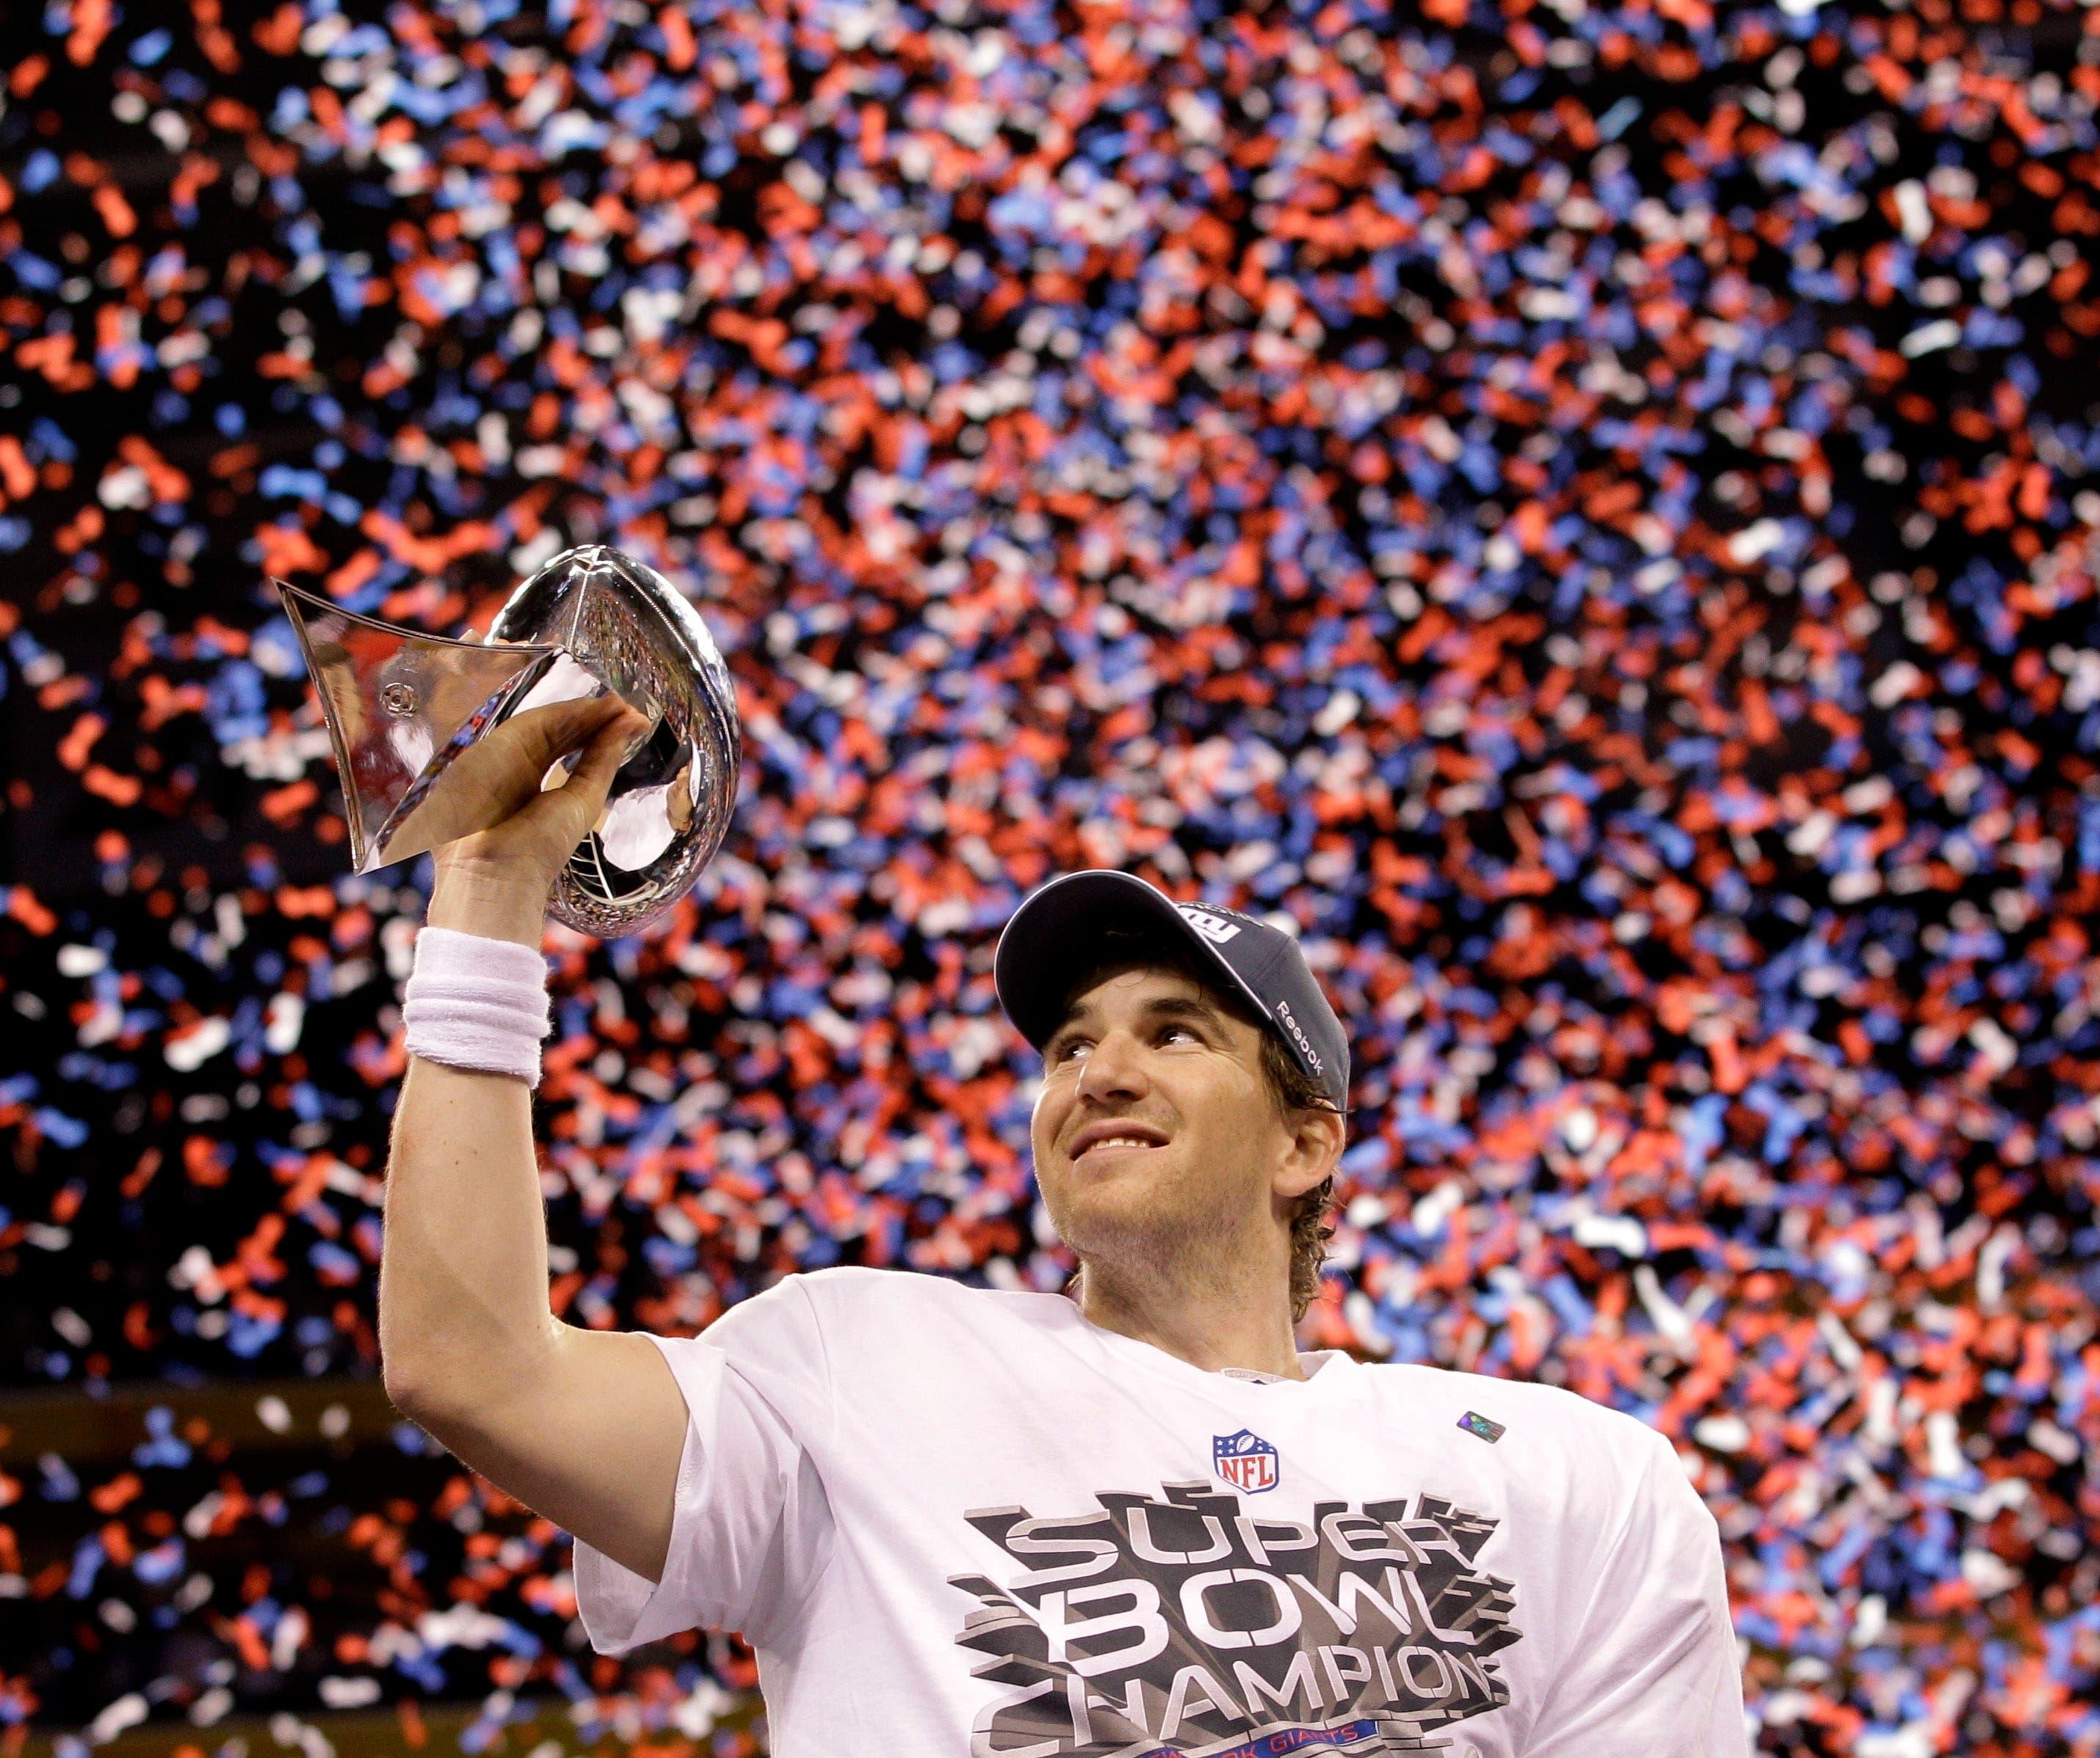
[{"left": 402, "top": 925, "right": 552, "bottom": 1088}]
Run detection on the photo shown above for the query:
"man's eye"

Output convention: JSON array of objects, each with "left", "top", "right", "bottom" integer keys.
[{"left": 1047, "top": 1025, "right": 1197, "bottom": 1068}]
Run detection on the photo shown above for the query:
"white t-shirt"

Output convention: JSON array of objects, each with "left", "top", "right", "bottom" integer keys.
[{"left": 573, "top": 1266, "right": 1747, "bottom": 1757}]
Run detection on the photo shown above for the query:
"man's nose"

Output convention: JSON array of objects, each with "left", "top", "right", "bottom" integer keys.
[{"left": 1075, "top": 1030, "right": 1149, "bottom": 1101}]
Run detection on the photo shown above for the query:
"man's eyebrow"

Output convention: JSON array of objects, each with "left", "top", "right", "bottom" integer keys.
[{"left": 1044, "top": 993, "right": 1231, "bottom": 1051}]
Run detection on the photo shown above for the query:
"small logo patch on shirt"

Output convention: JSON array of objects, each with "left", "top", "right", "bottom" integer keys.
[{"left": 1458, "top": 1410, "right": 1505, "bottom": 1443}]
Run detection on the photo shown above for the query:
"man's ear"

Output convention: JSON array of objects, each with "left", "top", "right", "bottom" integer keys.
[{"left": 1276, "top": 1104, "right": 1345, "bottom": 1202}]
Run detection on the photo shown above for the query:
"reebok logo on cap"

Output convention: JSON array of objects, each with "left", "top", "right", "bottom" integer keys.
[{"left": 1274, "top": 999, "right": 1323, "bottom": 1073}]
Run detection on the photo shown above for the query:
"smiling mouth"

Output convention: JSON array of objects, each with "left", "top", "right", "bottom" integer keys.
[{"left": 1074, "top": 1138, "right": 1167, "bottom": 1162}]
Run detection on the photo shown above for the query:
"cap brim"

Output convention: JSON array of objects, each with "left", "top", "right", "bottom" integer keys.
[{"left": 993, "top": 871, "right": 1282, "bottom": 1053}]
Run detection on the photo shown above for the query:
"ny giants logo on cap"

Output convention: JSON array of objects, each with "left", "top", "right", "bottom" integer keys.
[
  {"left": 1212, "top": 1428, "right": 1280, "bottom": 1493},
  {"left": 1174, "top": 904, "right": 1243, "bottom": 945}
]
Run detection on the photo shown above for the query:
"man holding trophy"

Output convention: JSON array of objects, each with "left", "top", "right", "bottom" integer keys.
[{"left": 301, "top": 547, "right": 1745, "bottom": 1753}]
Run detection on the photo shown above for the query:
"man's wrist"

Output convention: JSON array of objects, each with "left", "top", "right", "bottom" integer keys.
[{"left": 427, "top": 863, "right": 549, "bottom": 948}]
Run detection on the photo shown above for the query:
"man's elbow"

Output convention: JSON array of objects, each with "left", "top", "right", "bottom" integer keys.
[
  {"left": 383, "top": 1353, "right": 495, "bottom": 1436},
  {"left": 381, "top": 1350, "right": 443, "bottom": 1423},
  {"left": 380, "top": 1312, "right": 567, "bottom": 1420},
  {"left": 382, "top": 1369, "right": 479, "bottom": 1468}
]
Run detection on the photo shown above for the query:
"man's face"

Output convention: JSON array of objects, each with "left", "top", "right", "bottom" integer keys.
[{"left": 1030, "top": 959, "right": 1320, "bottom": 1276}]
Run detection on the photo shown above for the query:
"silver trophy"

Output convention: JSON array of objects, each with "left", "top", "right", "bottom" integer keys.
[{"left": 275, "top": 543, "right": 740, "bottom": 938}]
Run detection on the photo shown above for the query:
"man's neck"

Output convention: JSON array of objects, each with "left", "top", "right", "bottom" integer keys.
[{"left": 1076, "top": 1262, "right": 1308, "bottom": 1381}]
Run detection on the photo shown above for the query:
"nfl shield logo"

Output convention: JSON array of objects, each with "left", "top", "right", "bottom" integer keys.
[{"left": 1213, "top": 1429, "right": 1281, "bottom": 1494}]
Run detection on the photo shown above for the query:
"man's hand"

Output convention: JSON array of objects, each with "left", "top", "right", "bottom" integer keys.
[{"left": 427, "top": 692, "right": 651, "bottom": 946}]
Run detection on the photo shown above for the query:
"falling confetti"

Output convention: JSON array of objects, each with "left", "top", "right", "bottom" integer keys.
[{"left": 2, "top": 0, "right": 2099, "bottom": 1752}]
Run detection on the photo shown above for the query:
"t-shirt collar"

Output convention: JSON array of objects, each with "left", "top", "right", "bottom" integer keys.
[{"left": 1065, "top": 1301, "right": 1355, "bottom": 1391}]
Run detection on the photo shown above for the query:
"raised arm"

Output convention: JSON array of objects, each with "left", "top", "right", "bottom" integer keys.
[{"left": 376, "top": 694, "right": 689, "bottom": 1583}]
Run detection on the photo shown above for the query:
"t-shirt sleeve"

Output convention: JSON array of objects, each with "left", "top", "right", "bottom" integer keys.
[
  {"left": 1525, "top": 1428, "right": 1748, "bottom": 1757},
  {"left": 572, "top": 1281, "right": 836, "bottom": 1656}
]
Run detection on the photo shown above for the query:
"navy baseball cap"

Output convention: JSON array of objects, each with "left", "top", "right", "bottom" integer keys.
[{"left": 993, "top": 870, "right": 1350, "bottom": 1111}]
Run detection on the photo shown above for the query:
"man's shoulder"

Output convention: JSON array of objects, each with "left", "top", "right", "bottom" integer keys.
[
  {"left": 698, "top": 1267, "right": 1040, "bottom": 1369},
  {"left": 1358, "top": 1356, "right": 1670, "bottom": 1466},
  {"left": 753, "top": 1265, "right": 1053, "bottom": 1323}
]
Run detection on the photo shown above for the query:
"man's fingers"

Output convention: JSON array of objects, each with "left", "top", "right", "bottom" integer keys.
[
  {"left": 498, "top": 693, "right": 632, "bottom": 784},
  {"left": 571, "top": 709, "right": 647, "bottom": 807},
  {"left": 516, "top": 706, "right": 646, "bottom": 844},
  {"left": 455, "top": 695, "right": 631, "bottom": 821}
]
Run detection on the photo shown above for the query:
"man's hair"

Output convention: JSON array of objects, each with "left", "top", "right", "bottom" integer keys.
[
  {"left": 1049, "top": 935, "right": 1344, "bottom": 1326},
  {"left": 1255, "top": 1024, "right": 1344, "bottom": 1325}
]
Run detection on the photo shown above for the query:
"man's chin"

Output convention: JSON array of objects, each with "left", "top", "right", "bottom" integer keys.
[{"left": 1043, "top": 1186, "right": 1196, "bottom": 1265}]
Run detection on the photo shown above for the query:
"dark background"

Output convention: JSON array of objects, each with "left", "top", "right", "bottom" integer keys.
[{"left": 4, "top": 0, "right": 2100, "bottom": 1751}]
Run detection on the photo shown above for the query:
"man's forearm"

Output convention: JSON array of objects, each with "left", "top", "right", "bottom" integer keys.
[
  {"left": 379, "top": 876, "right": 560, "bottom": 1413},
  {"left": 380, "top": 1056, "right": 560, "bottom": 1411}
]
